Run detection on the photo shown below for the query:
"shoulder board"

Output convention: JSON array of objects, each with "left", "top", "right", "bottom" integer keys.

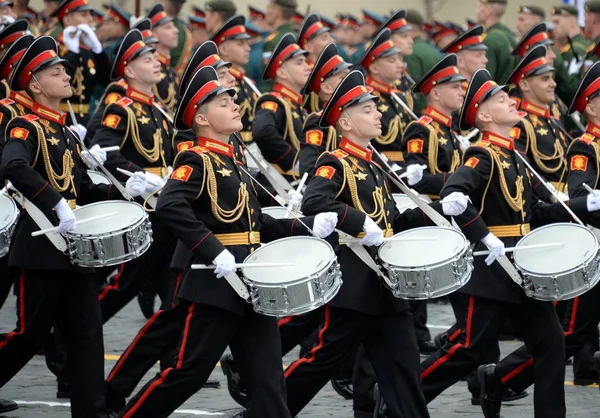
[
  {"left": 116, "top": 97, "right": 133, "bottom": 108},
  {"left": 329, "top": 149, "right": 348, "bottom": 159},
  {"left": 176, "top": 141, "right": 195, "bottom": 153},
  {"left": 417, "top": 115, "right": 432, "bottom": 127},
  {"left": 0, "top": 98, "right": 14, "bottom": 106},
  {"left": 20, "top": 114, "right": 39, "bottom": 122},
  {"left": 104, "top": 92, "right": 123, "bottom": 105},
  {"left": 510, "top": 127, "right": 521, "bottom": 140},
  {"left": 264, "top": 31, "right": 278, "bottom": 43},
  {"left": 185, "top": 146, "right": 207, "bottom": 156},
  {"left": 117, "top": 79, "right": 128, "bottom": 88},
  {"left": 472, "top": 140, "right": 491, "bottom": 148},
  {"left": 580, "top": 133, "right": 595, "bottom": 144}
]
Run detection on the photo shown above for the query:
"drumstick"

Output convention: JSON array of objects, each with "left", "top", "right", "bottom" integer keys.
[
  {"left": 31, "top": 212, "right": 116, "bottom": 237},
  {"left": 191, "top": 262, "right": 296, "bottom": 270},
  {"left": 397, "top": 164, "right": 428, "bottom": 180},
  {"left": 100, "top": 146, "right": 120, "bottom": 152},
  {"left": 473, "top": 242, "right": 564, "bottom": 257},
  {"left": 340, "top": 236, "right": 437, "bottom": 245},
  {"left": 116, "top": 167, "right": 162, "bottom": 187},
  {"left": 583, "top": 183, "right": 596, "bottom": 195}
]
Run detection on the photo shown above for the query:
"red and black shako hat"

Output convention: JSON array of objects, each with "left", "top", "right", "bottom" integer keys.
[
  {"left": 261, "top": 32, "right": 307, "bottom": 81},
  {"left": 441, "top": 24, "right": 487, "bottom": 53},
  {"left": 179, "top": 40, "right": 231, "bottom": 96},
  {"left": 359, "top": 28, "right": 400, "bottom": 69},
  {"left": 0, "top": 32, "right": 34, "bottom": 81},
  {"left": 132, "top": 18, "right": 158, "bottom": 45},
  {"left": 569, "top": 61, "right": 600, "bottom": 115},
  {"left": 303, "top": 42, "right": 352, "bottom": 95},
  {"left": 110, "top": 28, "right": 155, "bottom": 81},
  {"left": 512, "top": 22, "right": 553, "bottom": 58},
  {"left": 147, "top": 2, "right": 173, "bottom": 28},
  {"left": 175, "top": 65, "right": 236, "bottom": 130},
  {"left": 50, "top": 0, "right": 94, "bottom": 21},
  {"left": 506, "top": 44, "right": 554, "bottom": 86},
  {"left": 458, "top": 68, "right": 508, "bottom": 131},
  {"left": 298, "top": 13, "right": 329, "bottom": 49},
  {"left": 319, "top": 70, "right": 379, "bottom": 128},
  {"left": 413, "top": 53, "right": 466, "bottom": 95},
  {"left": 9, "top": 35, "right": 67, "bottom": 91},
  {"left": 210, "top": 14, "right": 251, "bottom": 46}
]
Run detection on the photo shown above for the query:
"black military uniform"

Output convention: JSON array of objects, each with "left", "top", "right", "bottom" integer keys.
[
  {"left": 211, "top": 15, "right": 259, "bottom": 144},
  {"left": 90, "top": 29, "right": 176, "bottom": 322},
  {"left": 507, "top": 46, "right": 569, "bottom": 202},
  {"left": 148, "top": 3, "right": 179, "bottom": 112},
  {"left": 284, "top": 70, "right": 431, "bottom": 418},
  {"left": 485, "top": 61, "right": 600, "bottom": 402},
  {"left": 360, "top": 29, "right": 415, "bottom": 165},
  {"left": 119, "top": 65, "right": 317, "bottom": 418},
  {"left": 419, "top": 69, "right": 591, "bottom": 418},
  {"left": 51, "top": 0, "right": 110, "bottom": 126},
  {"left": 298, "top": 43, "right": 351, "bottom": 178},
  {"left": 0, "top": 35, "right": 122, "bottom": 418},
  {"left": 253, "top": 33, "right": 307, "bottom": 181}
]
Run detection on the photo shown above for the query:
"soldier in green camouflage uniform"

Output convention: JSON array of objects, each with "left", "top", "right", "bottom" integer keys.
[
  {"left": 515, "top": 5, "right": 545, "bottom": 39},
  {"left": 161, "top": 0, "right": 193, "bottom": 76},
  {"left": 261, "top": 0, "right": 297, "bottom": 90}
]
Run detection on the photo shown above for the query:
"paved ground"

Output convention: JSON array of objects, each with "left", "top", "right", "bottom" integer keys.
[{"left": 0, "top": 294, "right": 598, "bottom": 417}]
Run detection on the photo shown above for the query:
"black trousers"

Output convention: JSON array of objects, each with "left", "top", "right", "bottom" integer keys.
[
  {"left": 119, "top": 302, "right": 291, "bottom": 418},
  {"left": 0, "top": 255, "right": 15, "bottom": 309},
  {"left": 497, "top": 281, "right": 600, "bottom": 393},
  {"left": 420, "top": 295, "right": 565, "bottom": 418},
  {"left": 0, "top": 269, "right": 106, "bottom": 418},
  {"left": 284, "top": 306, "right": 429, "bottom": 418},
  {"left": 409, "top": 300, "right": 431, "bottom": 342},
  {"left": 106, "top": 269, "right": 184, "bottom": 398}
]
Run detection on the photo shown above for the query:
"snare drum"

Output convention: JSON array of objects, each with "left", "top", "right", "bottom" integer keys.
[
  {"left": 241, "top": 236, "right": 342, "bottom": 316},
  {"left": 392, "top": 193, "right": 432, "bottom": 213},
  {"left": 87, "top": 170, "right": 111, "bottom": 185},
  {"left": 65, "top": 201, "right": 152, "bottom": 267},
  {"left": 0, "top": 194, "right": 18, "bottom": 258},
  {"left": 513, "top": 223, "right": 600, "bottom": 301},
  {"left": 261, "top": 206, "right": 302, "bottom": 219},
  {"left": 378, "top": 226, "right": 472, "bottom": 299}
]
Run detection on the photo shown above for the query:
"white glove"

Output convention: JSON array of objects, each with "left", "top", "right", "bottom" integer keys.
[
  {"left": 213, "top": 249, "right": 236, "bottom": 279},
  {"left": 62, "top": 26, "right": 81, "bottom": 54},
  {"left": 312, "top": 212, "right": 338, "bottom": 238},
  {"left": 405, "top": 164, "right": 424, "bottom": 186},
  {"left": 567, "top": 58, "right": 584, "bottom": 76},
  {"left": 0, "top": 15, "right": 15, "bottom": 25},
  {"left": 70, "top": 124, "right": 87, "bottom": 140},
  {"left": 144, "top": 171, "right": 166, "bottom": 193},
  {"left": 286, "top": 189, "right": 303, "bottom": 210},
  {"left": 78, "top": 24, "right": 103, "bottom": 54},
  {"left": 81, "top": 144, "right": 107, "bottom": 169},
  {"left": 55, "top": 198, "right": 76, "bottom": 234},
  {"left": 481, "top": 232, "right": 505, "bottom": 266},
  {"left": 441, "top": 192, "right": 470, "bottom": 216},
  {"left": 360, "top": 216, "right": 384, "bottom": 246},
  {"left": 586, "top": 190, "right": 600, "bottom": 212},
  {"left": 125, "top": 172, "right": 148, "bottom": 197}
]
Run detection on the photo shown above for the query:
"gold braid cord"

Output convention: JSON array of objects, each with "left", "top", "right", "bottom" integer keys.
[
  {"left": 153, "top": 83, "right": 177, "bottom": 111},
  {"left": 591, "top": 142, "right": 600, "bottom": 189},
  {"left": 280, "top": 98, "right": 301, "bottom": 151},
  {"left": 339, "top": 159, "right": 385, "bottom": 224},
  {"left": 34, "top": 122, "right": 74, "bottom": 193},
  {"left": 123, "top": 106, "right": 162, "bottom": 163},
  {"left": 374, "top": 116, "right": 400, "bottom": 145},
  {"left": 522, "top": 118, "right": 565, "bottom": 174},
  {"left": 325, "top": 126, "right": 338, "bottom": 152},
  {"left": 421, "top": 124, "right": 460, "bottom": 174},
  {"left": 71, "top": 67, "right": 85, "bottom": 97},
  {"left": 487, "top": 147, "right": 524, "bottom": 213}
]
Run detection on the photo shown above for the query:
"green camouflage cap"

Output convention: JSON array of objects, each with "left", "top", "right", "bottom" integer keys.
[
  {"left": 274, "top": 0, "right": 298, "bottom": 8},
  {"left": 552, "top": 5, "right": 579, "bottom": 16},
  {"left": 480, "top": 0, "right": 508, "bottom": 4}
]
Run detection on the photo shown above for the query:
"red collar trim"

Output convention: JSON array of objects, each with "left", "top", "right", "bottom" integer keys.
[
  {"left": 32, "top": 101, "right": 66, "bottom": 124},
  {"left": 274, "top": 83, "right": 303, "bottom": 105},
  {"left": 126, "top": 86, "right": 154, "bottom": 105},
  {"left": 197, "top": 137, "right": 233, "bottom": 157},
  {"left": 521, "top": 100, "right": 549, "bottom": 118},
  {"left": 424, "top": 105, "right": 452, "bottom": 127},
  {"left": 586, "top": 123, "right": 600, "bottom": 137},
  {"left": 9, "top": 91, "right": 33, "bottom": 109},
  {"left": 229, "top": 66, "right": 246, "bottom": 80},
  {"left": 366, "top": 76, "right": 395, "bottom": 95},
  {"left": 157, "top": 53, "right": 171, "bottom": 67},
  {"left": 482, "top": 131, "right": 514, "bottom": 151},
  {"left": 339, "top": 137, "right": 372, "bottom": 161}
]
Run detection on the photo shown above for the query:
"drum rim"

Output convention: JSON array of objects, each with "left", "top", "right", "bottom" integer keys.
[
  {"left": 0, "top": 194, "right": 19, "bottom": 230},
  {"left": 513, "top": 222, "right": 599, "bottom": 276},
  {"left": 66, "top": 200, "right": 149, "bottom": 237},
  {"left": 261, "top": 206, "right": 304, "bottom": 216}
]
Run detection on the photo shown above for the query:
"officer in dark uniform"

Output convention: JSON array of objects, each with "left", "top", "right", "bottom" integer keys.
[
  {"left": 211, "top": 14, "right": 258, "bottom": 144},
  {"left": 117, "top": 65, "right": 337, "bottom": 418},
  {"left": 147, "top": 2, "right": 179, "bottom": 112},
  {"left": 419, "top": 68, "right": 600, "bottom": 417},
  {"left": 90, "top": 29, "right": 176, "bottom": 322},
  {"left": 507, "top": 45, "right": 569, "bottom": 202},
  {"left": 51, "top": 0, "right": 110, "bottom": 126},
  {"left": 253, "top": 32, "right": 309, "bottom": 182},
  {"left": 0, "top": 35, "right": 129, "bottom": 418},
  {"left": 360, "top": 28, "right": 414, "bottom": 166},
  {"left": 477, "top": 61, "right": 600, "bottom": 410}
]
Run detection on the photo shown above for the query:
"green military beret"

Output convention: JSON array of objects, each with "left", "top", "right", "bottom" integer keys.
[
  {"left": 480, "top": 0, "right": 508, "bottom": 4},
  {"left": 274, "top": 0, "right": 298, "bottom": 8},
  {"left": 405, "top": 9, "right": 424, "bottom": 25},
  {"left": 552, "top": 5, "right": 579, "bottom": 16},
  {"left": 204, "top": 0, "right": 236, "bottom": 12},
  {"left": 517, "top": 5, "right": 545, "bottom": 18},
  {"left": 585, "top": 0, "right": 600, "bottom": 14}
]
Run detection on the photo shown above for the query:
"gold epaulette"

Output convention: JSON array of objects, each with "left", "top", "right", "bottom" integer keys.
[
  {"left": 472, "top": 140, "right": 491, "bottom": 148},
  {"left": 20, "top": 114, "right": 39, "bottom": 122},
  {"left": 0, "top": 98, "right": 14, "bottom": 106},
  {"left": 329, "top": 149, "right": 348, "bottom": 159},
  {"left": 417, "top": 115, "right": 432, "bottom": 126},
  {"left": 580, "top": 133, "right": 595, "bottom": 144},
  {"left": 185, "top": 146, "right": 208, "bottom": 156},
  {"left": 115, "top": 97, "right": 133, "bottom": 108}
]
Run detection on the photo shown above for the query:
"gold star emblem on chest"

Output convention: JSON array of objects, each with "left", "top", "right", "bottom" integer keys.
[
  {"left": 138, "top": 116, "right": 150, "bottom": 125},
  {"left": 438, "top": 137, "right": 448, "bottom": 145},
  {"left": 216, "top": 168, "right": 232, "bottom": 177},
  {"left": 354, "top": 172, "right": 368, "bottom": 181},
  {"left": 500, "top": 160, "right": 511, "bottom": 169},
  {"left": 378, "top": 103, "right": 389, "bottom": 112},
  {"left": 536, "top": 128, "right": 548, "bottom": 135},
  {"left": 47, "top": 137, "right": 60, "bottom": 146}
]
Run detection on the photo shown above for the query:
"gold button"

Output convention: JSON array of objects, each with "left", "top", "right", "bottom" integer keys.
[
  {"left": 250, "top": 247, "right": 255, "bottom": 253},
  {"left": 386, "top": 210, "right": 390, "bottom": 216},
  {"left": 387, "top": 223, "right": 392, "bottom": 229},
  {"left": 252, "top": 222, "right": 255, "bottom": 227},
  {"left": 251, "top": 209, "right": 255, "bottom": 214}
]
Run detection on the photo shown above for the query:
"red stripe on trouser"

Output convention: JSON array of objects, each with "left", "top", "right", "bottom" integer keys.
[
  {"left": 0, "top": 270, "right": 26, "bottom": 350},
  {"left": 421, "top": 296, "right": 475, "bottom": 379},
  {"left": 284, "top": 305, "right": 331, "bottom": 378},
  {"left": 448, "top": 328, "right": 462, "bottom": 342},
  {"left": 107, "top": 309, "right": 163, "bottom": 381},
  {"left": 278, "top": 316, "right": 293, "bottom": 327},
  {"left": 98, "top": 263, "right": 125, "bottom": 301},
  {"left": 501, "top": 358, "right": 534, "bottom": 384},
  {"left": 170, "top": 270, "right": 183, "bottom": 308},
  {"left": 564, "top": 297, "right": 579, "bottom": 336},
  {"left": 122, "top": 368, "right": 172, "bottom": 418},
  {"left": 177, "top": 303, "right": 195, "bottom": 368}
]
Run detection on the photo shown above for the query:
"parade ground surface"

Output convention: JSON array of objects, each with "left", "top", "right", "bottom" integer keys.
[{"left": 0, "top": 294, "right": 597, "bottom": 418}]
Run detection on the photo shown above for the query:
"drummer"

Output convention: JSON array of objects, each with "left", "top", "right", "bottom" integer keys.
[
  {"left": 117, "top": 65, "right": 337, "bottom": 418},
  {"left": 479, "top": 60, "right": 600, "bottom": 412},
  {"left": 281, "top": 69, "right": 469, "bottom": 418},
  {"left": 419, "top": 68, "right": 600, "bottom": 418},
  {"left": 0, "top": 35, "right": 142, "bottom": 417}
]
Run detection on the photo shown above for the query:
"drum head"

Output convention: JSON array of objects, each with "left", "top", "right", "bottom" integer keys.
[
  {"left": 514, "top": 223, "right": 598, "bottom": 275},
  {"left": 261, "top": 206, "right": 302, "bottom": 219},
  {"left": 0, "top": 194, "right": 17, "bottom": 229},
  {"left": 242, "top": 236, "right": 332, "bottom": 284},
  {"left": 71, "top": 201, "right": 146, "bottom": 234},
  {"left": 88, "top": 170, "right": 111, "bottom": 185},
  {"left": 392, "top": 194, "right": 432, "bottom": 214},
  {"left": 378, "top": 227, "right": 467, "bottom": 267}
]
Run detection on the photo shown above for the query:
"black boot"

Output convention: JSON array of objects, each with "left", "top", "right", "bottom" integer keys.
[
  {"left": 478, "top": 364, "right": 506, "bottom": 418},
  {"left": 331, "top": 376, "right": 353, "bottom": 400},
  {"left": 0, "top": 399, "right": 18, "bottom": 413},
  {"left": 106, "top": 384, "right": 125, "bottom": 416},
  {"left": 471, "top": 388, "right": 528, "bottom": 405},
  {"left": 220, "top": 353, "right": 248, "bottom": 407},
  {"left": 594, "top": 352, "right": 600, "bottom": 392},
  {"left": 137, "top": 285, "right": 156, "bottom": 319}
]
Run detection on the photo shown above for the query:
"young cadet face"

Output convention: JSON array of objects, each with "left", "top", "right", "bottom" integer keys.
[
  {"left": 32, "top": 63, "right": 73, "bottom": 100},
  {"left": 432, "top": 80, "right": 465, "bottom": 112},
  {"left": 321, "top": 68, "right": 351, "bottom": 95},
  {"left": 544, "top": 45, "right": 556, "bottom": 67},
  {"left": 477, "top": 90, "right": 521, "bottom": 127},
  {"left": 64, "top": 10, "right": 93, "bottom": 26},
  {"left": 457, "top": 49, "right": 488, "bottom": 78},
  {"left": 342, "top": 99, "right": 383, "bottom": 139},
  {"left": 392, "top": 32, "right": 414, "bottom": 56},
  {"left": 220, "top": 39, "right": 251, "bottom": 66},
  {"left": 282, "top": 54, "right": 311, "bottom": 87},
  {"left": 200, "top": 93, "right": 242, "bottom": 134},
  {"left": 127, "top": 51, "right": 162, "bottom": 85},
  {"left": 154, "top": 21, "right": 179, "bottom": 49},
  {"left": 521, "top": 71, "right": 557, "bottom": 105},
  {"left": 372, "top": 53, "right": 404, "bottom": 81},
  {"left": 305, "top": 31, "right": 334, "bottom": 58},
  {"left": 216, "top": 65, "right": 236, "bottom": 89}
]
